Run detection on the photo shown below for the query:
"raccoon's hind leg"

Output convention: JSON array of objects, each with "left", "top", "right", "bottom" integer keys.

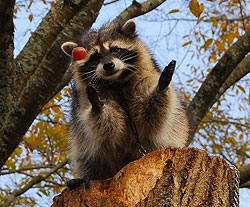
[{"left": 157, "top": 60, "right": 176, "bottom": 92}]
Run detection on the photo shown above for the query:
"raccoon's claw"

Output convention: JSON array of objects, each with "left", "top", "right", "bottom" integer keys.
[
  {"left": 157, "top": 60, "right": 176, "bottom": 92},
  {"left": 67, "top": 178, "right": 90, "bottom": 189},
  {"left": 87, "top": 85, "right": 104, "bottom": 114}
]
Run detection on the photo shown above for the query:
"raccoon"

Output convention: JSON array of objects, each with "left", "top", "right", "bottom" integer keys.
[{"left": 61, "top": 19, "right": 193, "bottom": 184}]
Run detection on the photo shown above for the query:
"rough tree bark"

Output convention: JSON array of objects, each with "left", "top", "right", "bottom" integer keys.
[
  {"left": 52, "top": 148, "right": 239, "bottom": 207},
  {"left": 0, "top": 0, "right": 16, "bottom": 167}
]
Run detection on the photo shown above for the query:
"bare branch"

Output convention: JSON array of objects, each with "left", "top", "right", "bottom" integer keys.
[
  {"left": 146, "top": 16, "right": 250, "bottom": 23},
  {"left": 4, "top": 159, "right": 68, "bottom": 206},
  {"left": 0, "top": 165, "right": 55, "bottom": 175},
  {"left": 115, "top": 0, "right": 167, "bottom": 21},
  {"left": 202, "top": 119, "right": 250, "bottom": 129}
]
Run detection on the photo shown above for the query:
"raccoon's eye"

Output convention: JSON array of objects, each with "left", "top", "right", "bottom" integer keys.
[{"left": 110, "top": 47, "right": 121, "bottom": 54}]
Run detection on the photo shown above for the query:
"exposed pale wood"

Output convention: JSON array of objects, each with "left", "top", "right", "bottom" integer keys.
[{"left": 52, "top": 148, "right": 239, "bottom": 207}]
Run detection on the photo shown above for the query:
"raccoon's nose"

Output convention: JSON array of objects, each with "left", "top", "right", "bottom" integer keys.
[{"left": 103, "top": 61, "right": 115, "bottom": 71}]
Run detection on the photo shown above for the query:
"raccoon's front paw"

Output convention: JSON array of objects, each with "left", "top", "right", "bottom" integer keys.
[
  {"left": 157, "top": 60, "right": 176, "bottom": 92},
  {"left": 86, "top": 84, "right": 104, "bottom": 114}
]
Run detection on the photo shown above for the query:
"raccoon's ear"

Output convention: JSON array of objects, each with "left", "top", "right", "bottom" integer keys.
[
  {"left": 61, "top": 41, "right": 78, "bottom": 56},
  {"left": 121, "top": 19, "right": 136, "bottom": 37}
]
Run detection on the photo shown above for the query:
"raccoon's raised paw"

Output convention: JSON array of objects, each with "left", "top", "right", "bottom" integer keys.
[
  {"left": 157, "top": 60, "right": 176, "bottom": 92},
  {"left": 87, "top": 84, "right": 104, "bottom": 114},
  {"left": 67, "top": 178, "right": 90, "bottom": 189}
]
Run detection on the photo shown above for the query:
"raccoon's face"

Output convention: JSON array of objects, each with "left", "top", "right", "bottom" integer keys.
[
  {"left": 61, "top": 20, "right": 141, "bottom": 85},
  {"left": 80, "top": 39, "right": 138, "bottom": 82}
]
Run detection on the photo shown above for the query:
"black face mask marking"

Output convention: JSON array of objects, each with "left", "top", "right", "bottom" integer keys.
[{"left": 79, "top": 52, "right": 100, "bottom": 81}]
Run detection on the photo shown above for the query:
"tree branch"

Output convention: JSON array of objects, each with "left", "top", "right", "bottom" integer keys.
[
  {"left": 146, "top": 16, "right": 250, "bottom": 23},
  {"left": 115, "top": 0, "right": 167, "bottom": 21},
  {"left": 4, "top": 159, "right": 68, "bottom": 206},
  {"left": 211, "top": 55, "right": 250, "bottom": 106},
  {"left": 240, "top": 181, "right": 250, "bottom": 189},
  {"left": 0, "top": 0, "right": 16, "bottom": 166},
  {"left": 0, "top": 165, "right": 55, "bottom": 175},
  {"left": 202, "top": 119, "right": 250, "bottom": 129},
  {"left": 188, "top": 29, "right": 250, "bottom": 140},
  {"left": 104, "top": 0, "right": 120, "bottom": 6},
  {"left": 239, "top": 163, "right": 250, "bottom": 187}
]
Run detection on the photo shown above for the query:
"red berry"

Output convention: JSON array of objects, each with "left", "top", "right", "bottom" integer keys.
[{"left": 72, "top": 47, "right": 87, "bottom": 61}]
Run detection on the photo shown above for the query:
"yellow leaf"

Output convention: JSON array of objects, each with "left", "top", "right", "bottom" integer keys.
[
  {"left": 51, "top": 1, "right": 55, "bottom": 7},
  {"left": 209, "top": 51, "right": 217, "bottom": 62},
  {"left": 211, "top": 144, "right": 218, "bottom": 153},
  {"left": 202, "top": 38, "right": 213, "bottom": 50},
  {"left": 14, "top": 8, "right": 18, "bottom": 14},
  {"left": 215, "top": 40, "right": 225, "bottom": 52},
  {"left": 197, "top": 15, "right": 206, "bottom": 24},
  {"left": 239, "top": 134, "right": 243, "bottom": 140},
  {"left": 168, "top": 9, "right": 179, "bottom": 14},
  {"left": 28, "top": 0, "right": 34, "bottom": 9},
  {"left": 210, "top": 17, "right": 218, "bottom": 27},
  {"left": 28, "top": 14, "right": 33, "bottom": 22},
  {"left": 199, "top": 3, "right": 204, "bottom": 16},
  {"left": 211, "top": 136, "right": 216, "bottom": 141},
  {"left": 231, "top": 137, "right": 237, "bottom": 145},
  {"left": 221, "top": 22, "right": 227, "bottom": 31},
  {"left": 182, "top": 40, "right": 192, "bottom": 47},
  {"left": 235, "top": 125, "right": 242, "bottom": 131},
  {"left": 187, "top": 79, "right": 193, "bottom": 83},
  {"left": 241, "top": 143, "right": 247, "bottom": 153},
  {"left": 227, "top": 33, "right": 235, "bottom": 46},
  {"left": 189, "top": 0, "right": 204, "bottom": 17},
  {"left": 15, "top": 147, "right": 23, "bottom": 157},
  {"left": 237, "top": 85, "right": 246, "bottom": 93}
]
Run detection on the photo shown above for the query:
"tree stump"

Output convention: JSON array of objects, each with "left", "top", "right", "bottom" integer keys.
[{"left": 52, "top": 147, "right": 239, "bottom": 207}]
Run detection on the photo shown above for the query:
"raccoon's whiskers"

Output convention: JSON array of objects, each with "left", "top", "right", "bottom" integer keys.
[
  {"left": 120, "top": 52, "right": 132, "bottom": 60},
  {"left": 125, "top": 64, "right": 138, "bottom": 73},
  {"left": 121, "top": 54, "right": 138, "bottom": 62},
  {"left": 119, "top": 50, "right": 129, "bottom": 59},
  {"left": 82, "top": 70, "right": 96, "bottom": 75},
  {"left": 80, "top": 72, "right": 96, "bottom": 81},
  {"left": 90, "top": 74, "right": 99, "bottom": 87}
]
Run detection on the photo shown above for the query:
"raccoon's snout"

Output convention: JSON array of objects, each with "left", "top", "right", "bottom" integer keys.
[{"left": 103, "top": 61, "right": 115, "bottom": 72}]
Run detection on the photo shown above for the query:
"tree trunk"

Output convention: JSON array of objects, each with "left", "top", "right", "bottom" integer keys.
[{"left": 52, "top": 147, "right": 239, "bottom": 207}]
